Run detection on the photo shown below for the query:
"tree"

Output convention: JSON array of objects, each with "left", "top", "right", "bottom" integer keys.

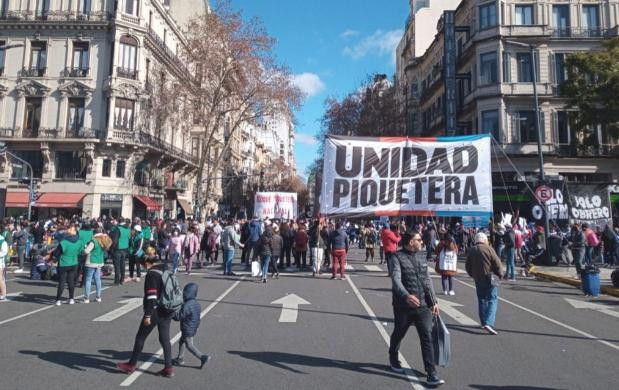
[
  {"left": 181, "top": 0, "right": 302, "bottom": 216},
  {"left": 561, "top": 37, "right": 619, "bottom": 151}
]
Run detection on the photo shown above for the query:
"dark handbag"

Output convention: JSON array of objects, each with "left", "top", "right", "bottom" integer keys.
[
  {"left": 432, "top": 315, "right": 451, "bottom": 367},
  {"left": 487, "top": 272, "right": 499, "bottom": 287}
]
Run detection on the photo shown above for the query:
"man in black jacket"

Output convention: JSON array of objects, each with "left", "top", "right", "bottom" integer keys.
[{"left": 389, "top": 231, "right": 444, "bottom": 387}]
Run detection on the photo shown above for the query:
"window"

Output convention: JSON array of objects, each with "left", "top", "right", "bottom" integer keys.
[
  {"left": 55, "top": 151, "right": 87, "bottom": 180},
  {"left": 502, "top": 51, "right": 511, "bottom": 82},
  {"left": 479, "top": 52, "right": 497, "bottom": 85},
  {"left": 67, "top": 98, "right": 85, "bottom": 134},
  {"left": 125, "top": 0, "right": 139, "bottom": 16},
  {"left": 582, "top": 5, "right": 600, "bottom": 37},
  {"left": 517, "top": 52, "right": 538, "bottom": 82},
  {"left": 0, "top": 40, "right": 5, "bottom": 76},
  {"left": 114, "top": 98, "right": 135, "bottom": 130},
  {"left": 552, "top": 5, "right": 570, "bottom": 37},
  {"left": 518, "top": 110, "right": 540, "bottom": 143},
  {"left": 35, "top": 0, "right": 50, "bottom": 19},
  {"left": 102, "top": 159, "right": 111, "bottom": 177},
  {"left": 10, "top": 151, "right": 44, "bottom": 179},
  {"left": 29, "top": 41, "right": 47, "bottom": 76},
  {"left": 118, "top": 35, "right": 138, "bottom": 79},
  {"left": 71, "top": 42, "right": 89, "bottom": 76},
  {"left": 479, "top": 3, "right": 497, "bottom": 30},
  {"left": 116, "top": 160, "right": 126, "bottom": 178},
  {"left": 24, "top": 98, "right": 42, "bottom": 137},
  {"left": 554, "top": 53, "right": 566, "bottom": 84},
  {"left": 481, "top": 110, "right": 500, "bottom": 141},
  {"left": 556, "top": 111, "right": 570, "bottom": 144},
  {"left": 515, "top": 5, "right": 534, "bottom": 25},
  {"left": 0, "top": 0, "right": 8, "bottom": 16},
  {"left": 191, "top": 138, "right": 200, "bottom": 157},
  {"left": 78, "top": 0, "right": 91, "bottom": 14}
]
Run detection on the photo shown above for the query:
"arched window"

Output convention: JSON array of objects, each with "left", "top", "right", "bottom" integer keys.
[{"left": 118, "top": 35, "right": 138, "bottom": 79}]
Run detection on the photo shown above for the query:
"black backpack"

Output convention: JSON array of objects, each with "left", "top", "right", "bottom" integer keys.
[{"left": 503, "top": 231, "right": 515, "bottom": 248}]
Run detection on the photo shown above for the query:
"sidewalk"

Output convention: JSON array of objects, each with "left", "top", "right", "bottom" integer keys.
[{"left": 529, "top": 265, "right": 619, "bottom": 298}]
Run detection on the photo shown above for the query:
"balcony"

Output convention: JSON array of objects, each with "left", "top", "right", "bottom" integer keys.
[
  {"left": 120, "top": 13, "right": 140, "bottom": 25},
  {"left": 116, "top": 67, "right": 138, "bottom": 80},
  {"left": 0, "top": 128, "right": 16, "bottom": 137},
  {"left": 500, "top": 25, "right": 551, "bottom": 38},
  {"left": 145, "top": 26, "right": 190, "bottom": 75},
  {"left": 66, "top": 127, "right": 105, "bottom": 139},
  {"left": 63, "top": 67, "right": 89, "bottom": 78},
  {"left": 20, "top": 66, "right": 46, "bottom": 77},
  {"left": 138, "top": 131, "right": 199, "bottom": 166},
  {"left": 55, "top": 167, "right": 86, "bottom": 181},
  {"left": 0, "top": 10, "right": 112, "bottom": 22},
  {"left": 554, "top": 144, "right": 619, "bottom": 157},
  {"left": 37, "top": 127, "right": 61, "bottom": 138},
  {"left": 550, "top": 28, "right": 609, "bottom": 39}
]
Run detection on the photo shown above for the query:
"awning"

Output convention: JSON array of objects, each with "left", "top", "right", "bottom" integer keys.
[
  {"left": 36, "top": 193, "right": 86, "bottom": 208},
  {"left": 134, "top": 195, "right": 162, "bottom": 211},
  {"left": 6, "top": 192, "right": 30, "bottom": 208},
  {"left": 177, "top": 198, "right": 193, "bottom": 216}
]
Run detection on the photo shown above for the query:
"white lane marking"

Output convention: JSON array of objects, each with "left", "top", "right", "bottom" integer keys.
[
  {"left": 0, "top": 292, "right": 23, "bottom": 302},
  {"left": 436, "top": 298, "right": 478, "bottom": 326},
  {"left": 345, "top": 264, "right": 354, "bottom": 270},
  {"left": 364, "top": 265, "right": 383, "bottom": 272},
  {"left": 271, "top": 294, "right": 311, "bottom": 323},
  {"left": 93, "top": 298, "right": 143, "bottom": 322},
  {"left": 345, "top": 276, "right": 427, "bottom": 390},
  {"left": 120, "top": 277, "right": 245, "bottom": 387},
  {"left": 564, "top": 298, "right": 619, "bottom": 319},
  {"left": 456, "top": 279, "right": 619, "bottom": 352},
  {"left": 0, "top": 286, "right": 112, "bottom": 326}
]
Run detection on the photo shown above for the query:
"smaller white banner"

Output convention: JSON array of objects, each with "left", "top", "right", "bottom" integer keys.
[{"left": 254, "top": 192, "right": 298, "bottom": 220}]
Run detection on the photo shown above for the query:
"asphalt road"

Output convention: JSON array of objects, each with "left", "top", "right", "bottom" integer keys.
[{"left": 1, "top": 248, "right": 617, "bottom": 390}]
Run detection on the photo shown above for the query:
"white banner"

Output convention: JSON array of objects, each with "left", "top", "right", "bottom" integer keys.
[
  {"left": 320, "top": 135, "right": 493, "bottom": 217},
  {"left": 254, "top": 192, "right": 298, "bottom": 220}
]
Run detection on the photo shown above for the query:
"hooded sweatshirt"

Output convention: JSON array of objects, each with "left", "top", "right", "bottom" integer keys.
[{"left": 173, "top": 283, "right": 201, "bottom": 337}]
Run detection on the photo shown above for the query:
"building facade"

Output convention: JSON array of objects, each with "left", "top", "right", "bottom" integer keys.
[
  {"left": 397, "top": 0, "right": 619, "bottom": 187},
  {"left": 0, "top": 0, "right": 199, "bottom": 220}
]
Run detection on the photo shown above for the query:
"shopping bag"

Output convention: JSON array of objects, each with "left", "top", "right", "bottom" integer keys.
[
  {"left": 432, "top": 315, "right": 451, "bottom": 367},
  {"left": 251, "top": 260, "right": 261, "bottom": 277}
]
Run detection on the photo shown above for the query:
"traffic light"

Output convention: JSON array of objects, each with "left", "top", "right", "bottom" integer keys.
[
  {"left": 0, "top": 141, "right": 6, "bottom": 154},
  {"left": 29, "top": 179, "right": 39, "bottom": 204}
]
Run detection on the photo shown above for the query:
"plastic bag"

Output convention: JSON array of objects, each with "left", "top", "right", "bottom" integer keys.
[
  {"left": 251, "top": 260, "right": 261, "bottom": 277},
  {"left": 432, "top": 315, "right": 451, "bottom": 367}
]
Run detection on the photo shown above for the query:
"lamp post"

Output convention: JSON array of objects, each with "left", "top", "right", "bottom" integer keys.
[{"left": 504, "top": 40, "right": 550, "bottom": 251}]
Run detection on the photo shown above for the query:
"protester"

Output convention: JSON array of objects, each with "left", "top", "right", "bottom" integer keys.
[
  {"left": 309, "top": 220, "right": 327, "bottom": 277},
  {"left": 329, "top": 223, "right": 349, "bottom": 280},
  {"left": 12, "top": 223, "right": 28, "bottom": 273},
  {"left": 502, "top": 225, "right": 516, "bottom": 281},
  {"left": 257, "top": 225, "right": 274, "bottom": 283},
  {"left": 182, "top": 226, "right": 199, "bottom": 276},
  {"left": 381, "top": 223, "right": 401, "bottom": 275},
  {"left": 270, "top": 225, "right": 283, "bottom": 279},
  {"left": 221, "top": 218, "right": 243, "bottom": 276},
  {"left": 212, "top": 220, "right": 223, "bottom": 264},
  {"left": 388, "top": 231, "right": 444, "bottom": 386},
  {"left": 168, "top": 229, "right": 183, "bottom": 274},
  {"left": 465, "top": 232, "right": 503, "bottom": 335},
  {"left": 435, "top": 234, "right": 458, "bottom": 295},
  {"left": 128, "top": 225, "right": 144, "bottom": 282},
  {"left": 0, "top": 229, "right": 8, "bottom": 301},
  {"left": 172, "top": 283, "right": 210, "bottom": 368},
  {"left": 363, "top": 223, "right": 377, "bottom": 262},
  {"left": 77, "top": 221, "right": 95, "bottom": 287},
  {"left": 111, "top": 219, "right": 131, "bottom": 285},
  {"left": 422, "top": 223, "right": 438, "bottom": 261},
  {"left": 601, "top": 225, "right": 616, "bottom": 267},
  {"left": 117, "top": 255, "right": 175, "bottom": 378},
  {"left": 569, "top": 224, "right": 586, "bottom": 277},
  {"left": 294, "top": 223, "right": 309, "bottom": 269},
  {"left": 52, "top": 225, "right": 82, "bottom": 306},
  {"left": 280, "top": 221, "right": 294, "bottom": 268},
  {"left": 82, "top": 227, "right": 108, "bottom": 303},
  {"left": 583, "top": 223, "right": 599, "bottom": 265}
]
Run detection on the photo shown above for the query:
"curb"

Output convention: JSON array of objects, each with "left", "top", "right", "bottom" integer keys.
[{"left": 529, "top": 266, "right": 619, "bottom": 298}]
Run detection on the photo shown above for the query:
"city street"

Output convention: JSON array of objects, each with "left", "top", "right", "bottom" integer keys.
[{"left": 1, "top": 248, "right": 617, "bottom": 390}]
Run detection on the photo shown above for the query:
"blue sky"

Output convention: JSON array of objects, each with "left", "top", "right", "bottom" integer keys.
[{"left": 232, "top": 1, "right": 409, "bottom": 178}]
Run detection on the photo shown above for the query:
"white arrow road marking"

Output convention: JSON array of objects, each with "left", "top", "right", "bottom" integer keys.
[
  {"left": 93, "top": 298, "right": 143, "bottom": 322},
  {"left": 564, "top": 298, "right": 619, "bottom": 319},
  {"left": 364, "top": 265, "right": 383, "bottom": 272},
  {"left": 0, "top": 292, "right": 23, "bottom": 302},
  {"left": 436, "top": 298, "right": 478, "bottom": 326},
  {"left": 271, "top": 294, "right": 311, "bottom": 323}
]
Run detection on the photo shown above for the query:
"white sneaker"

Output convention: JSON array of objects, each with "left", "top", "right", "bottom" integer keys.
[
  {"left": 14, "top": 268, "right": 25, "bottom": 274},
  {"left": 443, "top": 291, "right": 449, "bottom": 295},
  {"left": 83, "top": 299, "right": 90, "bottom": 304},
  {"left": 68, "top": 299, "right": 75, "bottom": 305},
  {"left": 449, "top": 290, "right": 455, "bottom": 296},
  {"left": 55, "top": 300, "right": 62, "bottom": 306},
  {"left": 135, "top": 277, "right": 141, "bottom": 282},
  {"left": 95, "top": 297, "right": 102, "bottom": 303},
  {"left": 0, "top": 296, "right": 6, "bottom": 301},
  {"left": 483, "top": 325, "right": 498, "bottom": 335}
]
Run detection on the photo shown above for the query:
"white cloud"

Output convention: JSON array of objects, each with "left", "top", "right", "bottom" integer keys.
[
  {"left": 291, "top": 72, "right": 326, "bottom": 98},
  {"left": 342, "top": 29, "right": 403, "bottom": 63},
  {"left": 340, "top": 29, "right": 360, "bottom": 39},
  {"left": 295, "top": 133, "right": 317, "bottom": 146}
]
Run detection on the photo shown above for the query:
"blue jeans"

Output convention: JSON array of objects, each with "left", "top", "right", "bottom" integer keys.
[
  {"left": 475, "top": 278, "right": 498, "bottom": 327},
  {"left": 260, "top": 255, "right": 271, "bottom": 280},
  {"left": 170, "top": 253, "right": 180, "bottom": 274},
  {"left": 584, "top": 246, "right": 594, "bottom": 265},
  {"left": 505, "top": 247, "right": 516, "bottom": 279},
  {"left": 84, "top": 267, "right": 101, "bottom": 299},
  {"left": 224, "top": 248, "right": 235, "bottom": 274}
]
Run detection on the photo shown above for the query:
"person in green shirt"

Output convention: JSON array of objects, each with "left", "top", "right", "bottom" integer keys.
[
  {"left": 76, "top": 220, "right": 95, "bottom": 287},
  {"left": 82, "top": 227, "right": 110, "bottom": 303},
  {"left": 110, "top": 219, "right": 131, "bottom": 285},
  {"left": 52, "top": 225, "right": 83, "bottom": 305},
  {"left": 128, "top": 225, "right": 145, "bottom": 282}
]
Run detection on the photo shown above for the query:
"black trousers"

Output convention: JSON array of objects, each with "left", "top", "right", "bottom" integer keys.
[
  {"left": 283, "top": 246, "right": 292, "bottom": 267},
  {"left": 113, "top": 250, "right": 127, "bottom": 284},
  {"left": 213, "top": 244, "right": 220, "bottom": 263},
  {"left": 56, "top": 265, "right": 78, "bottom": 300},
  {"left": 294, "top": 251, "right": 307, "bottom": 268},
  {"left": 129, "top": 254, "right": 141, "bottom": 278},
  {"left": 270, "top": 255, "right": 280, "bottom": 275},
  {"left": 389, "top": 306, "right": 435, "bottom": 375},
  {"left": 130, "top": 310, "right": 173, "bottom": 368}
]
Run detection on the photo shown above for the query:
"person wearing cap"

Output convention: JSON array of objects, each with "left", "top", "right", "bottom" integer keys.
[
  {"left": 128, "top": 224, "right": 145, "bottom": 282},
  {"left": 388, "top": 230, "right": 444, "bottom": 386},
  {"left": 465, "top": 232, "right": 503, "bottom": 335}
]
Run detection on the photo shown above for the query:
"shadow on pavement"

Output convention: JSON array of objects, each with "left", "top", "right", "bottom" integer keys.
[
  {"left": 470, "top": 385, "right": 566, "bottom": 390},
  {"left": 227, "top": 350, "right": 420, "bottom": 380},
  {"left": 20, "top": 350, "right": 124, "bottom": 373},
  {"left": 447, "top": 324, "right": 619, "bottom": 343},
  {"left": 11, "top": 293, "right": 55, "bottom": 305}
]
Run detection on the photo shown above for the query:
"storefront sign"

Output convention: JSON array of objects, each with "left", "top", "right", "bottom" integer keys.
[{"left": 101, "top": 194, "right": 123, "bottom": 203}]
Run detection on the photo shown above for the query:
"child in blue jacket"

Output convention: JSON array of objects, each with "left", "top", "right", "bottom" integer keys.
[{"left": 173, "top": 283, "right": 210, "bottom": 368}]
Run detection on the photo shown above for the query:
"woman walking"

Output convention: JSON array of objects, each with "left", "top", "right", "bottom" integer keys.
[
  {"left": 168, "top": 229, "right": 183, "bottom": 274},
  {"left": 183, "top": 226, "right": 200, "bottom": 275},
  {"left": 270, "top": 225, "right": 283, "bottom": 279},
  {"left": 435, "top": 234, "right": 459, "bottom": 295},
  {"left": 257, "top": 227, "right": 273, "bottom": 283},
  {"left": 52, "top": 225, "right": 82, "bottom": 305},
  {"left": 82, "top": 227, "right": 109, "bottom": 303},
  {"left": 329, "top": 223, "right": 349, "bottom": 280},
  {"left": 117, "top": 255, "right": 175, "bottom": 377},
  {"left": 128, "top": 225, "right": 144, "bottom": 282}
]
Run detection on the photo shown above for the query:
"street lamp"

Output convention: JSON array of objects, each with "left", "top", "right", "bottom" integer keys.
[{"left": 504, "top": 40, "right": 550, "bottom": 253}]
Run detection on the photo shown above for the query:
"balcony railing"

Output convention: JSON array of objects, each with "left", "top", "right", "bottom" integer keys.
[
  {"left": 134, "top": 171, "right": 165, "bottom": 188},
  {"left": 20, "top": 66, "right": 46, "bottom": 77},
  {"left": 67, "top": 127, "right": 106, "bottom": 139},
  {"left": 0, "top": 10, "right": 112, "bottom": 22},
  {"left": 56, "top": 167, "right": 86, "bottom": 181},
  {"left": 120, "top": 13, "right": 140, "bottom": 25},
  {"left": 145, "top": 26, "right": 190, "bottom": 75},
  {"left": 116, "top": 67, "right": 138, "bottom": 80},
  {"left": 138, "top": 131, "right": 199, "bottom": 166},
  {"left": 37, "top": 127, "right": 61, "bottom": 138},
  {"left": 63, "top": 67, "right": 89, "bottom": 77},
  {"left": 22, "top": 127, "right": 40, "bottom": 138},
  {"left": 0, "top": 128, "right": 16, "bottom": 137},
  {"left": 555, "top": 143, "right": 619, "bottom": 157},
  {"left": 550, "top": 27, "right": 608, "bottom": 38}
]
